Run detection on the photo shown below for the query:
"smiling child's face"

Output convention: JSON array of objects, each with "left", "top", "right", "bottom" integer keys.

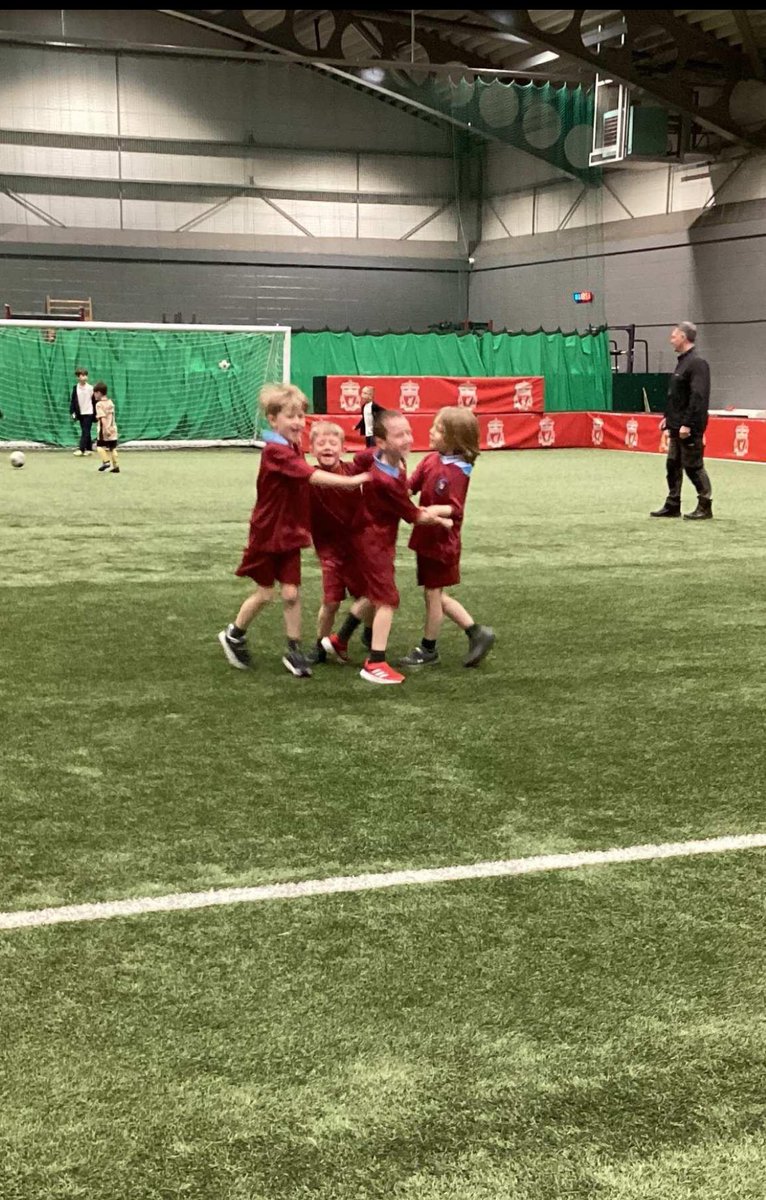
[
  {"left": 272, "top": 405, "right": 306, "bottom": 444},
  {"left": 312, "top": 430, "right": 343, "bottom": 468}
]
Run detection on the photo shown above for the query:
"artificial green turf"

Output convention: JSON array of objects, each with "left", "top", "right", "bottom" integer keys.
[
  {"left": 1, "top": 449, "right": 764, "bottom": 910},
  {"left": 2, "top": 852, "right": 766, "bottom": 1199},
  {"left": 3, "top": 447, "right": 766, "bottom": 1198}
]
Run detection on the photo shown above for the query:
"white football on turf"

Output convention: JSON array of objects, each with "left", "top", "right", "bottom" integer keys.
[
  {"left": 218, "top": 359, "right": 231, "bottom": 370},
  {"left": 10, "top": 451, "right": 25, "bottom": 469}
]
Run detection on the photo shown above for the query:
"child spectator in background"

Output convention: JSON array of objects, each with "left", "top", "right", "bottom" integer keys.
[
  {"left": 353, "top": 384, "right": 383, "bottom": 651},
  {"left": 306, "top": 420, "right": 367, "bottom": 665},
  {"left": 323, "top": 409, "right": 452, "bottom": 685},
  {"left": 354, "top": 384, "right": 383, "bottom": 450},
  {"left": 219, "top": 385, "right": 369, "bottom": 679},
  {"left": 401, "top": 406, "right": 495, "bottom": 668},
  {"left": 93, "top": 381, "right": 120, "bottom": 474},
  {"left": 70, "top": 367, "right": 95, "bottom": 456}
]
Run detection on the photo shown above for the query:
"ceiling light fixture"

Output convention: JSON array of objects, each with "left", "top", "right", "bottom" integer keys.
[{"left": 359, "top": 66, "right": 386, "bottom": 84}]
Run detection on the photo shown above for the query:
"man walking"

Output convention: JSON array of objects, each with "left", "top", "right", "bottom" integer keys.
[{"left": 651, "top": 322, "right": 713, "bottom": 521}]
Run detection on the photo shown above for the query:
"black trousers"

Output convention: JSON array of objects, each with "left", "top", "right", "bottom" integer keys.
[
  {"left": 666, "top": 432, "right": 712, "bottom": 502},
  {"left": 77, "top": 414, "right": 95, "bottom": 452}
]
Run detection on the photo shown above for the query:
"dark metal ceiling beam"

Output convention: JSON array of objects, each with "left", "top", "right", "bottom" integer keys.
[
  {"left": 160, "top": 8, "right": 510, "bottom": 74},
  {"left": 157, "top": 8, "right": 583, "bottom": 181},
  {"left": 343, "top": 10, "right": 531, "bottom": 49},
  {"left": 732, "top": 10, "right": 765, "bottom": 80},
  {"left": 480, "top": 9, "right": 765, "bottom": 149},
  {"left": 0, "top": 27, "right": 561, "bottom": 78}
]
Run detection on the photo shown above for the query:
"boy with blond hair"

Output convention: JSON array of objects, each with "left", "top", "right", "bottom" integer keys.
[
  {"left": 219, "top": 385, "right": 369, "bottom": 678},
  {"left": 306, "top": 420, "right": 367, "bottom": 665}
]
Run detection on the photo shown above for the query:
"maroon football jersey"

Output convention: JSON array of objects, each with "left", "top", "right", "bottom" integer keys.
[
  {"left": 244, "top": 439, "right": 316, "bottom": 554},
  {"left": 309, "top": 460, "right": 365, "bottom": 554},
  {"left": 353, "top": 450, "right": 421, "bottom": 555},
  {"left": 408, "top": 452, "right": 471, "bottom": 561}
]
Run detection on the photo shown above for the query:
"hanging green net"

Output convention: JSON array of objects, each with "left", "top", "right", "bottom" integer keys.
[{"left": 0, "top": 324, "right": 287, "bottom": 445}]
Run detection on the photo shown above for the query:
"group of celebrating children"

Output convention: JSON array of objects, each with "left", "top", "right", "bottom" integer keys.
[{"left": 218, "top": 383, "right": 495, "bottom": 685}]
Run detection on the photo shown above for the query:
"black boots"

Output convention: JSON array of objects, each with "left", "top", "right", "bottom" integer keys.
[
  {"left": 651, "top": 498, "right": 713, "bottom": 520},
  {"left": 684, "top": 497, "right": 713, "bottom": 521}
]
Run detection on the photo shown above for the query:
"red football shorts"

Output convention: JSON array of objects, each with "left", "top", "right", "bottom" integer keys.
[
  {"left": 416, "top": 554, "right": 461, "bottom": 589},
  {"left": 355, "top": 533, "right": 399, "bottom": 608},
  {"left": 317, "top": 550, "right": 364, "bottom": 604},
  {"left": 235, "top": 547, "right": 301, "bottom": 587}
]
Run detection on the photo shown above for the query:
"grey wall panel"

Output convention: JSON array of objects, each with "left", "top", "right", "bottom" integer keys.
[
  {"left": 470, "top": 218, "right": 766, "bottom": 409},
  {"left": 468, "top": 259, "right": 606, "bottom": 333},
  {"left": 0, "top": 44, "right": 452, "bottom": 155},
  {"left": 604, "top": 233, "right": 766, "bottom": 405},
  {"left": 0, "top": 253, "right": 465, "bottom": 330}
]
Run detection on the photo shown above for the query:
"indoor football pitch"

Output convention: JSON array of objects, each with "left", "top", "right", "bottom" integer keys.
[{"left": 2, "top": 447, "right": 766, "bottom": 1200}]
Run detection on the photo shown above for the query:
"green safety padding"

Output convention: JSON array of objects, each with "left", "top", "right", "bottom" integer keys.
[{"left": 292, "top": 328, "right": 612, "bottom": 412}]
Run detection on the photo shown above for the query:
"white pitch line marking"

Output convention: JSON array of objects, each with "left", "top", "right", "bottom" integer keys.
[{"left": 2, "top": 832, "right": 766, "bottom": 933}]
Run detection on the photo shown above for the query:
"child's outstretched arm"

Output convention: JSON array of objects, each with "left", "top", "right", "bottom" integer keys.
[{"left": 309, "top": 469, "right": 370, "bottom": 489}]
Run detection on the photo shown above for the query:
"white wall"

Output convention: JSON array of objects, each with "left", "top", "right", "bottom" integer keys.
[
  {"left": 481, "top": 141, "right": 766, "bottom": 241},
  {"left": 0, "top": 45, "right": 461, "bottom": 244}
]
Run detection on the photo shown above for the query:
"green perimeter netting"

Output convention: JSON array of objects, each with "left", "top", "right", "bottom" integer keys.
[
  {"left": 292, "top": 329, "right": 612, "bottom": 412},
  {"left": 0, "top": 325, "right": 287, "bottom": 446}
]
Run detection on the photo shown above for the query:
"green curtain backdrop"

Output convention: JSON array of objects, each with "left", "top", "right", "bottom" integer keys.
[{"left": 292, "top": 329, "right": 612, "bottom": 412}]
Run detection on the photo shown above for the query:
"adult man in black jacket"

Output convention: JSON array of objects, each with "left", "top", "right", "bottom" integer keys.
[{"left": 651, "top": 322, "right": 713, "bottom": 521}]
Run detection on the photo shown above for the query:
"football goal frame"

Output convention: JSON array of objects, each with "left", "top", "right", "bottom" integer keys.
[{"left": 0, "top": 319, "right": 291, "bottom": 450}]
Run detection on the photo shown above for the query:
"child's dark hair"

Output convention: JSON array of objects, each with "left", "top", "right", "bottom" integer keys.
[
  {"left": 92, "top": 381, "right": 109, "bottom": 396},
  {"left": 372, "top": 409, "right": 402, "bottom": 441},
  {"left": 74, "top": 367, "right": 88, "bottom": 376}
]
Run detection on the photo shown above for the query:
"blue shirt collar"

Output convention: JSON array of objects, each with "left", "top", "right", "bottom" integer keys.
[
  {"left": 373, "top": 453, "right": 402, "bottom": 479},
  {"left": 440, "top": 454, "right": 472, "bottom": 476},
  {"left": 261, "top": 430, "right": 291, "bottom": 446}
]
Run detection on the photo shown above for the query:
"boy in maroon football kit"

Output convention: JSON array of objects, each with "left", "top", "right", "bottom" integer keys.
[
  {"left": 218, "top": 385, "right": 369, "bottom": 678},
  {"left": 401, "top": 407, "right": 495, "bottom": 668},
  {"left": 323, "top": 410, "right": 452, "bottom": 685},
  {"left": 306, "top": 420, "right": 367, "bottom": 665}
]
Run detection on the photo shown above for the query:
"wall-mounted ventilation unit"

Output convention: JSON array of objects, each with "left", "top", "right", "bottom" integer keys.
[{"left": 590, "top": 77, "right": 668, "bottom": 167}]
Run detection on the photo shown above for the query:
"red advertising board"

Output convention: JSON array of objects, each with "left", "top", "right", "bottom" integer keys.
[
  {"left": 306, "top": 410, "right": 766, "bottom": 460},
  {"left": 306, "top": 411, "right": 589, "bottom": 452},
  {"left": 587, "top": 412, "right": 766, "bottom": 461},
  {"left": 325, "top": 375, "right": 545, "bottom": 416}
]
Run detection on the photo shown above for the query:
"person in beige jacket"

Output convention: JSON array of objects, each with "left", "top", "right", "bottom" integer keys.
[{"left": 93, "top": 381, "right": 120, "bottom": 474}]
